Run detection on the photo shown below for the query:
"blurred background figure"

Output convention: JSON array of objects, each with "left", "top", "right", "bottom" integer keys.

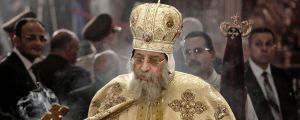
[
  {"left": 33, "top": 29, "right": 91, "bottom": 94},
  {"left": 181, "top": 17, "right": 204, "bottom": 41},
  {"left": 1, "top": 10, "right": 37, "bottom": 55},
  {"left": 93, "top": 50, "right": 121, "bottom": 86},
  {"left": 182, "top": 31, "right": 221, "bottom": 91},
  {"left": 77, "top": 13, "right": 124, "bottom": 85},
  {"left": 281, "top": 25, "right": 300, "bottom": 66},
  {"left": 174, "top": 17, "right": 204, "bottom": 72},
  {"left": 89, "top": 0, "right": 126, "bottom": 23},
  {"left": 32, "top": 29, "right": 92, "bottom": 120},
  {"left": 81, "top": 14, "right": 121, "bottom": 53}
]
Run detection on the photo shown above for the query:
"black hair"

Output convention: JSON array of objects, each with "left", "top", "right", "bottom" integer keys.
[
  {"left": 15, "top": 18, "right": 45, "bottom": 37},
  {"left": 248, "top": 27, "right": 275, "bottom": 44},
  {"left": 184, "top": 31, "right": 215, "bottom": 52}
]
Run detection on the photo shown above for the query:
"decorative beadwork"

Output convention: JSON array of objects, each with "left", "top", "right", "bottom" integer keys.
[
  {"left": 165, "top": 14, "right": 174, "bottom": 28},
  {"left": 92, "top": 100, "right": 101, "bottom": 108},
  {"left": 214, "top": 106, "right": 228, "bottom": 120},
  {"left": 143, "top": 32, "right": 153, "bottom": 42},
  {"left": 219, "top": 15, "right": 252, "bottom": 37},
  {"left": 228, "top": 27, "right": 240, "bottom": 39},
  {"left": 92, "top": 83, "right": 126, "bottom": 115},
  {"left": 130, "top": 3, "right": 182, "bottom": 53},
  {"left": 168, "top": 89, "right": 207, "bottom": 120}
]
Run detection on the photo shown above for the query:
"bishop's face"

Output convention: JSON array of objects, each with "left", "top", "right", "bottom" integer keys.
[
  {"left": 130, "top": 49, "right": 169, "bottom": 101},
  {"left": 132, "top": 50, "right": 167, "bottom": 81}
]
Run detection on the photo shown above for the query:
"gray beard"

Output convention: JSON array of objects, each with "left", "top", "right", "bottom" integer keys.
[{"left": 128, "top": 63, "right": 169, "bottom": 102}]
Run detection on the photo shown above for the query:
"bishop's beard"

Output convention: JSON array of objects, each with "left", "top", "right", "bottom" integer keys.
[{"left": 128, "top": 63, "right": 170, "bottom": 102}]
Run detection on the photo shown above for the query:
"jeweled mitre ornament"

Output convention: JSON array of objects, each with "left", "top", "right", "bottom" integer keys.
[
  {"left": 220, "top": 15, "right": 252, "bottom": 38},
  {"left": 130, "top": 2, "right": 183, "bottom": 53}
]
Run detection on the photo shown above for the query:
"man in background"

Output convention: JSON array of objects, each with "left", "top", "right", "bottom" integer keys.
[
  {"left": 1, "top": 11, "right": 36, "bottom": 62},
  {"left": 0, "top": 18, "right": 49, "bottom": 119},
  {"left": 174, "top": 17, "right": 203, "bottom": 72},
  {"left": 33, "top": 29, "right": 92, "bottom": 119},
  {"left": 182, "top": 31, "right": 221, "bottom": 90},
  {"left": 245, "top": 27, "right": 297, "bottom": 120},
  {"left": 77, "top": 13, "right": 123, "bottom": 85},
  {"left": 2, "top": 11, "right": 36, "bottom": 48}
]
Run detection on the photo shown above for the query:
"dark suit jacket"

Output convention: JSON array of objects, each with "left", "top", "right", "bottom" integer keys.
[
  {"left": 0, "top": 52, "right": 37, "bottom": 120},
  {"left": 245, "top": 62, "right": 298, "bottom": 120},
  {"left": 32, "top": 54, "right": 92, "bottom": 120},
  {"left": 32, "top": 54, "right": 69, "bottom": 91}
]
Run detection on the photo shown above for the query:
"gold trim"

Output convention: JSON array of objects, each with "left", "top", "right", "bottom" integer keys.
[{"left": 219, "top": 15, "right": 252, "bottom": 38}]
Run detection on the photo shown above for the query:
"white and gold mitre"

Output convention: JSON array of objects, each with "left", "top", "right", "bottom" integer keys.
[{"left": 130, "top": 3, "right": 182, "bottom": 53}]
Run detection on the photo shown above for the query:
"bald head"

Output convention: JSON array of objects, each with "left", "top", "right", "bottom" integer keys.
[
  {"left": 50, "top": 29, "right": 80, "bottom": 64},
  {"left": 51, "top": 29, "right": 79, "bottom": 51}
]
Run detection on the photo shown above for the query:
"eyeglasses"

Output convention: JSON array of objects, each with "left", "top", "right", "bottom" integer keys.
[
  {"left": 132, "top": 56, "right": 165, "bottom": 66},
  {"left": 184, "top": 47, "right": 210, "bottom": 55}
]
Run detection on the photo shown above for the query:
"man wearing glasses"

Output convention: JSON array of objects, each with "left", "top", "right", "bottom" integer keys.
[
  {"left": 0, "top": 18, "right": 48, "bottom": 119},
  {"left": 182, "top": 31, "right": 221, "bottom": 91},
  {"left": 86, "top": 2, "right": 235, "bottom": 120}
]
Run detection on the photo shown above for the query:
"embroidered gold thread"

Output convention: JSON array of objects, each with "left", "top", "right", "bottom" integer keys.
[
  {"left": 93, "top": 83, "right": 127, "bottom": 116},
  {"left": 168, "top": 89, "right": 207, "bottom": 120},
  {"left": 214, "top": 106, "right": 228, "bottom": 120},
  {"left": 130, "top": 3, "right": 182, "bottom": 53},
  {"left": 92, "top": 100, "right": 101, "bottom": 108},
  {"left": 137, "top": 98, "right": 163, "bottom": 120}
]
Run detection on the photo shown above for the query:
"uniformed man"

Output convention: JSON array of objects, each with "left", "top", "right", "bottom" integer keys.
[
  {"left": 76, "top": 13, "right": 123, "bottom": 84},
  {"left": 1, "top": 11, "right": 37, "bottom": 61},
  {"left": 2, "top": 11, "right": 36, "bottom": 47},
  {"left": 86, "top": 2, "right": 235, "bottom": 120}
]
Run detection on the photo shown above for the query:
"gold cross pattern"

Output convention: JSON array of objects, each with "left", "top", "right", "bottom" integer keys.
[
  {"left": 41, "top": 103, "right": 69, "bottom": 120},
  {"left": 168, "top": 89, "right": 207, "bottom": 120}
]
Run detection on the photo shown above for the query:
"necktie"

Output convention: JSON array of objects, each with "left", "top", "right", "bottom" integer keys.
[{"left": 262, "top": 71, "right": 282, "bottom": 120}]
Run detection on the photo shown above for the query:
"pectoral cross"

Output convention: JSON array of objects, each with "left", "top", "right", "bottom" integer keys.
[{"left": 41, "top": 103, "right": 69, "bottom": 120}]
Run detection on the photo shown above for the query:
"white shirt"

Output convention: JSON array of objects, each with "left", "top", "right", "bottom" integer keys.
[
  {"left": 207, "top": 69, "right": 221, "bottom": 91},
  {"left": 245, "top": 94, "right": 258, "bottom": 120},
  {"left": 245, "top": 59, "right": 283, "bottom": 120},
  {"left": 13, "top": 48, "right": 37, "bottom": 83},
  {"left": 249, "top": 58, "right": 281, "bottom": 108}
]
